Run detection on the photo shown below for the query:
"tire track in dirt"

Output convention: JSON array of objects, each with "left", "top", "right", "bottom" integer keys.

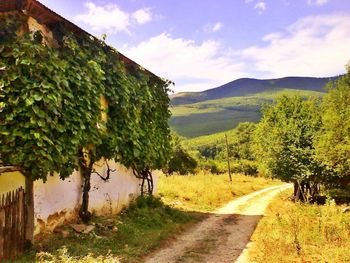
[{"left": 144, "top": 184, "right": 292, "bottom": 263}]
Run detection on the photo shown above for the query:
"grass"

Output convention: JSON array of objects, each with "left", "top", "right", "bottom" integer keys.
[
  {"left": 17, "top": 196, "right": 201, "bottom": 263},
  {"left": 170, "top": 89, "right": 324, "bottom": 137},
  {"left": 248, "top": 191, "right": 350, "bottom": 263},
  {"left": 36, "top": 248, "right": 120, "bottom": 263},
  {"left": 17, "top": 172, "right": 281, "bottom": 262},
  {"left": 157, "top": 172, "right": 281, "bottom": 212}
]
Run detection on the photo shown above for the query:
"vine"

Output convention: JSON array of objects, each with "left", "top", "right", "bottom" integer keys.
[{"left": 0, "top": 12, "right": 172, "bottom": 222}]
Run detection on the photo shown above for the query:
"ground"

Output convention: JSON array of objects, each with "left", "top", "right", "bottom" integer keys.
[
  {"left": 145, "top": 184, "right": 291, "bottom": 263},
  {"left": 18, "top": 173, "right": 280, "bottom": 262}
]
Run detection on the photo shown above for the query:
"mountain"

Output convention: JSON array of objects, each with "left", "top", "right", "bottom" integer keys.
[
  {"left": 169, "top": 76, "right": 339, "bottom": 138},
  {"left": 171, "top": 76, "right": 336, "bottom": 105}
]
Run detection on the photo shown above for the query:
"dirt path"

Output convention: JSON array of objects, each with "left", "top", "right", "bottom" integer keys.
[{"left": 144, "top": 184, "right": 292, "bottom": 263}]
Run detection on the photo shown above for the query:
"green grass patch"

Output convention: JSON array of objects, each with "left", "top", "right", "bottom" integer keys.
[
  {"left": 17, "top": 196, "right": 202, "bottom": 263},
  {"left": 248, "top": 191, "right": 350, "bottom": 263}
]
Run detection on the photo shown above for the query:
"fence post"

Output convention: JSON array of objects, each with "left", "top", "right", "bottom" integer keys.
[{"left": 225, "top": 134, "right": 232, "bottom": 182}]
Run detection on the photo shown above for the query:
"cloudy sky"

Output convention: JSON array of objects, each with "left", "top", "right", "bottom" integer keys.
[{"left": 40, "top": 0, "right": 350, "bottom": 93}]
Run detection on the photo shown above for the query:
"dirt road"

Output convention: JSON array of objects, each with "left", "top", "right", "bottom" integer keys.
[{"left": 144, "top": 184, "right": 292, "bottom": 263}]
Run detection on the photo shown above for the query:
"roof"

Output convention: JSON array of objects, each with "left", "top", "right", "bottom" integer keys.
[{"left": 0, "top": 0, "right": 160, "bottom": 79}]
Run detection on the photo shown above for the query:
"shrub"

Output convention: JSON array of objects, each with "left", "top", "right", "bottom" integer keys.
[{"left": 231, "top": 160, "right": 259, "bottom": 176}]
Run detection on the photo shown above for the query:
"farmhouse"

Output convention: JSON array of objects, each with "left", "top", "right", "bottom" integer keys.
[{"left": 0, "top": 0, "right": 170, "bottom": 257}]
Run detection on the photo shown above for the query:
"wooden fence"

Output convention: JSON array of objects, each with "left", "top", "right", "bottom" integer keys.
[{"left": 0, "top": 187, "right": 25, "bottom": 261}]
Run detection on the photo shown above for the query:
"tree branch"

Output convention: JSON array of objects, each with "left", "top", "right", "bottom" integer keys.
[{"left": 92, "top": 161, "right": 116, "bottom": 182}]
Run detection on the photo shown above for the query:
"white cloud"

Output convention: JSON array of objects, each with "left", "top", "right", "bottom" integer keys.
[
  {"left": 75, "top": 2, "right": 153, "bottom": 33},
  {"left": 204, "top": 22, "right": 223, "bottom": 33},
  {"left": 212, "top": 22, "right": 223, "bottom": 32},
  {"left": 122, "top": 13, "right": 349, "bottom": 92},
  {"left": 132, "top": 8, "right": 152, "bottom": 24},
  {"left": 307, "top": 0, "right": 329, "bottom": 6},
  {"left": 241, "top": 13, "right": 350, "bottom": 77},
  {"left": 254, "top": 2, "right": 266, "bottom": 14},
  {"left": 122, "top": 33, "right": 246, "bottom": 92}
]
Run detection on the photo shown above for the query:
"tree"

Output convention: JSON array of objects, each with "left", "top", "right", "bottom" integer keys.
[
  {"left": 315, "top": 71, "right": 350, "bottom": 185},
  {"left": 228, "top": 122, "right": 256, "bottom": 161},
  {"left": 253, "top": 96, "right": 327, "bottom": 201},
  {"left": 165, "top": 134, "right": 197, "bottom": 175}
]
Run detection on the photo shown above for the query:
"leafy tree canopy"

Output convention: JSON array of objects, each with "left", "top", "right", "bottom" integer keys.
[
  {"left": 315, "top": 70, "right": 350, "bottom": 178},
  {"left": 253, "top": 96, "right": 327, "bottom": 184},
  {"left": 0, "top": 13, "right": 172, "bottom": 181}
]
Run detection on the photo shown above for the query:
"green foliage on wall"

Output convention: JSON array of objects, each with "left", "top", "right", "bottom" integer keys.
[{"left": 0, "top": 13, "right": 172, "bottom": 181}]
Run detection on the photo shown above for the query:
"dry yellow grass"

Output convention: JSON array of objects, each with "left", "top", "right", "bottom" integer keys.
[
  {"left": 36, "top": 247, "right": 120, "bottom": 263},
  {"left": 248, "top": 191, "right": 350, "bottom": 263},
  {"left": 157, "top": 171, "right": 281, "bottom": 212}
]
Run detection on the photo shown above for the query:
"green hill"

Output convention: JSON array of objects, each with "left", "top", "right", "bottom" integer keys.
[{"left": 170, "top": 76, "right": 338, "bottom": 138}]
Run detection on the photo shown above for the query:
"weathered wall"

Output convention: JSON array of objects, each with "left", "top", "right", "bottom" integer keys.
[
  {"left": 89, "top": 160, "right": 140, "bottom": 216},
  {"left": 0, "top": 161, "right": 148, "bottom": 234},
  {"left": 33, "top": 160, "right": 144, "bottom": 234},
  {"left": 33, "top": 170, "right": 82, "bottom": 234}
]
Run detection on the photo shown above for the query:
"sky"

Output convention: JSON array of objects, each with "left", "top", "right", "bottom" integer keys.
[{"left": 39, "top": 0, "right": 350, "bottom": 93}]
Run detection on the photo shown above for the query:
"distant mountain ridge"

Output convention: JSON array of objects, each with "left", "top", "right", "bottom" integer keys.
[
  {"left": 171, "top": 76, "right": 338, "bottom": 105},
  {"left": 169, "top": 75, "right": 341, "bottom": 138}
]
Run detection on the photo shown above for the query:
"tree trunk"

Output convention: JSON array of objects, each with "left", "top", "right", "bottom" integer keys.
[
  {"left": 293, "top": 181, "right": 305, "bottom": 202},
  {"left": 24, "top": 176, "right": 34, "bottom": 248},
  {"left": 78, "top": 150, "right": 94, "bottom": 223}
]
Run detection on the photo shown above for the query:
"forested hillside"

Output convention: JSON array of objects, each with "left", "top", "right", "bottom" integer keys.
[{"left": 170, "top": 88, "right": 326, "bottom": 137}]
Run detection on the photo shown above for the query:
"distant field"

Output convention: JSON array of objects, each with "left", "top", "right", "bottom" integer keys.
[
  {"left": 170, "top": 109, "right": 260, "bottom": 138},
  {"left": 170, "top": 89, "right": 324, "bottom": 137}
]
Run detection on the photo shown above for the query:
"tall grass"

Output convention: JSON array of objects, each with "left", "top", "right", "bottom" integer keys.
[
  {"left": 157, "top": 172, "right": 281, "bottom": 212},
  {"left": 248, "top": 191, "right": 350, "bottom": 263},
  {"left": 36, "top": 247, "right": 120, "bottom": 263}
]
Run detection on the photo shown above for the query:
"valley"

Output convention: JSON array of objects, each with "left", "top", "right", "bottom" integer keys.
[{"left": 170, "top": 76, "right": 334, "bottom": 137}]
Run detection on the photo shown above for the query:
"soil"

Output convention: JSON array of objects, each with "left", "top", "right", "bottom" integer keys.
[{"left": 144, "top": 184, "right": 292, "bottom": 263}]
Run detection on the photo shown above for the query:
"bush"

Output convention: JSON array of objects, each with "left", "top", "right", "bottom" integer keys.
[
  {"left": 231, "top": 160, "right": 259, "bottom": 176},
  {"left": 197, "top": 159, "right": 226, "bottom": 174},
  {"left": 165, "top": 134, "right": 198, "bottom": 175},
  {"left": 166, "top": 147, "right": 197, "bottom": 175}
]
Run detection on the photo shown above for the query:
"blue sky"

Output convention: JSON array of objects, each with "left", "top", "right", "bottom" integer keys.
[{"left": 40, "top": 0, "right": 350, "bottom": 93}]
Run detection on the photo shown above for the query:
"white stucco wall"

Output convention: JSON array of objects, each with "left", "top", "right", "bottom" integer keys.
[
  {"left": 33, "top": 160, "right": 147, "bottom": 233},
  {"left": 33, "top": 170, "right": 82, "bottom": 233},
  {"left": 89, "top": 160, "right": 140, "bottom": 216},
  {"left": 0, "top": 162, "right": 155, "bottom": 234}
]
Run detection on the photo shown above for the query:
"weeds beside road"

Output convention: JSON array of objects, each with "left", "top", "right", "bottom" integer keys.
[{"left": 248, "top": 191, "right": 350, "bottom": 263}]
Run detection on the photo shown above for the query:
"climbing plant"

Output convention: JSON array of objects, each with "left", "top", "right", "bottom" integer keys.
[{"left": 0, "top": 12, "right": 172, "bottom": 222}]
